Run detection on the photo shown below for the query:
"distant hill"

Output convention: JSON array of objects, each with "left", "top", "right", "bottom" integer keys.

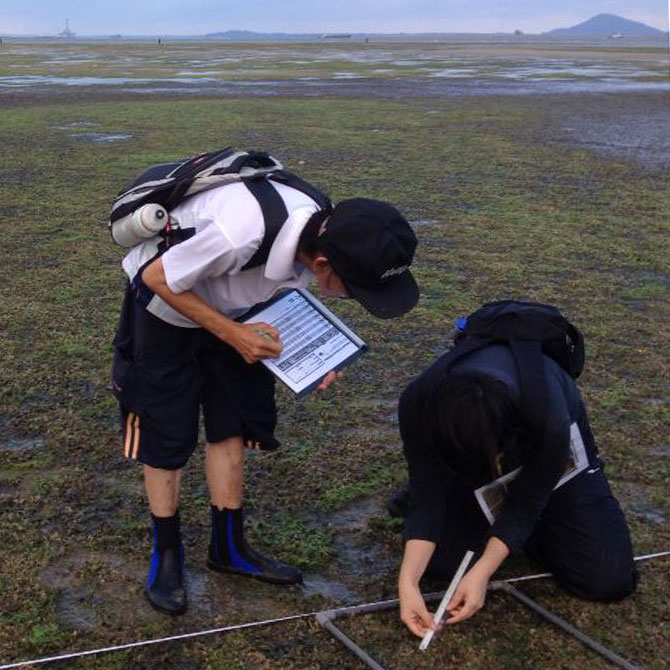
[
  {"left": 546, "top": 13, "right": 665, "bottom": 36},
  {"left": 205, "top": 30, "right": 322, "bottom": 40}
]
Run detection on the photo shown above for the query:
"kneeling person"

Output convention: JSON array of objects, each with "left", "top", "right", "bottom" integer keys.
[{"left": 395, "top": 325, "right": 637, "bottom": 636}]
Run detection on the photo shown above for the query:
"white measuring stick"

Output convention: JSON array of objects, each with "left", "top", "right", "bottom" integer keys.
[{"left": 419, "top": 550, "right": 475, "bottom": 652}]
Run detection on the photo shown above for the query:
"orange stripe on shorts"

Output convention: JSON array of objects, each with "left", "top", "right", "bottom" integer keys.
[
  {"left": 131, "top": 414, "right": 141, "bottom": 461},
  {"left": 123, "top": 412, "right": 134, "bottom": 460}
]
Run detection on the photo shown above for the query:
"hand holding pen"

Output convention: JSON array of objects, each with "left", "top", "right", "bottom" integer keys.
[{"left": 231, "top": 323, "right": 283, "bottom": 364}]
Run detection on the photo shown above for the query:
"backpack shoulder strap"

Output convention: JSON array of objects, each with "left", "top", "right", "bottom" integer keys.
[
  {"left": 240, "top": 169, "right": 332, "bottom": 271},
  {"left": 415, "top": 335, "right": 492, "bottom": 399},
  {"left": 269, "top": 170, "right": 333, "bottom": 212},
  {"left": 241, "top": 178, "right": 288, "bottom": 271},
  {"left": 508, "top": 339, "right": 549, "bottom": 440}
]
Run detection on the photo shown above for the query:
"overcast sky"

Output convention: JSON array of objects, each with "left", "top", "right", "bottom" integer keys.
[{"left": 1, "top": 0, "right": 667, "bottom": 36}]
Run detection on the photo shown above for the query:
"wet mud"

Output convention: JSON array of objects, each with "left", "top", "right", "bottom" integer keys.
[
  {"left": 2, "top": 74, "right": 669, "bottom": 102},
  {"left": 301, "top": 498, "right": 397, "bottom": 604},
  {"left": 531, "top": 93, "right": 670, "bottom": 172},
  {"left": 3, "top": 79, "right": 668, "bottom": 175},
  {"left": 3, "top": 40, "right": 669, "bottom": 173},
  {"left": 0, "top": 414, "right": 45, "bottom": 453},
  {"left": 40, "top": 550, "right": 313, "bottom": 631}
]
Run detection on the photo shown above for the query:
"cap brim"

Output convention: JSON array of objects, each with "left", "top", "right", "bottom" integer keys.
[{"left": 343, "top": 271, "right": 419, "bottom": 319}]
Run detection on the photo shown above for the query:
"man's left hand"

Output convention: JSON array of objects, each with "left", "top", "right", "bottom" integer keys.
[{"left": 316, "top": 371, "right": 342, "bottom": 391}]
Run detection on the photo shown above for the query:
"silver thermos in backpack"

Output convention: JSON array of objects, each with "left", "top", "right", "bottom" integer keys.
[{"left": 110, "top": 203, "right": 169, "bottom": 248}]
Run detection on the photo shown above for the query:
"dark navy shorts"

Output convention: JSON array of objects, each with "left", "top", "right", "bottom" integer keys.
[{"left": 111, "top": 286, "right": 277, "bottom": 470}]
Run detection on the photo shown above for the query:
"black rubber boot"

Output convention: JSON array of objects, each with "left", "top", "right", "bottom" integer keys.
[
  {"left": 386, "top": 481, "right": 412, "bottom": 518},
  {"left": 207, "top": 506, "right": 302, "bottom": 585},
  {"left": 144, "top": 513, "right": 187, "bottom": 615}
]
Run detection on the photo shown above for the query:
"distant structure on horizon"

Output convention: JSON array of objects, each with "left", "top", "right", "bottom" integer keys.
[
  {"left": 58, "top": 18, "right": 76, "bottom": 39},
  {"left": 321, "top": 33, "right": 352, "bottom": 39}
]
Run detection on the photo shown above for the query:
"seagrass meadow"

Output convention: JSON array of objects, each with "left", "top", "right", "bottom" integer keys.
[{"left": 0, "top": 39, "right": 669, "bottom": 669}]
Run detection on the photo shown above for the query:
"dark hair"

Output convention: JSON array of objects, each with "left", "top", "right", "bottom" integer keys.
[
  {"left": 425, "top": 371, "right": 521, "bottom": 482},
  {"left": 297, "top": 209, "right": 329, "bottom": 259}
]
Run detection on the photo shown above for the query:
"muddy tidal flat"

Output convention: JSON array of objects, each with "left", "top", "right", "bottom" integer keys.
[{"left": 0, "top": 38, "right": 669, "bottom": 669}]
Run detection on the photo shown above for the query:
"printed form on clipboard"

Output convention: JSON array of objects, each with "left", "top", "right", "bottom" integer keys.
[
  {"left": 474, "top": 423, "right": 589, "bottom": 525},
  {"left": 241, "top": 289, "right": 367, "bottom": 397}
]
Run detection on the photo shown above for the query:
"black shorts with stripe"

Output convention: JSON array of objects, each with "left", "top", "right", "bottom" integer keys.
[{"left": 111, "top": 286, "right": 277, "bottom": 470}]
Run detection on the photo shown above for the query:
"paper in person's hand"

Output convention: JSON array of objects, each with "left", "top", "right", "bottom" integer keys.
[{"left": 241, "top": 289, "right": 367, "bottom": 396}]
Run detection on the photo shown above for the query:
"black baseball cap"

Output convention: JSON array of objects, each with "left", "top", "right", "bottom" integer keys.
[{"left": 316, "top": 198, "right": 419, "bottom": 319}]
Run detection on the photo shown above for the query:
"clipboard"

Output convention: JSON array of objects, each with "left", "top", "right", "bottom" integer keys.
[
  {"left": 240, "top": 289, "right": 368, "bottom": 397},
  {"left": 474, "top": 422, "right": 590, "bottom": 524}
]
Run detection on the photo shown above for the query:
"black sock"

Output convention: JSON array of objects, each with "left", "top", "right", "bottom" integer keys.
[{"left": 152, "top": 510, "right": 181, "bottom": 551}]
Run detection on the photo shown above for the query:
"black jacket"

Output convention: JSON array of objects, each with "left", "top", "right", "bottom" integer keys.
[{"left": 400, "top": 344, "right": 589, "bottom": 552}]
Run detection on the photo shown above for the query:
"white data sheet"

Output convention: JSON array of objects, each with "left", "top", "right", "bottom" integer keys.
[
  {"left": 474, "top": 422, "right": 589, "bottom": 525},
  {"left": 241, "top": 289, "right": 367, "bottom": 396}
]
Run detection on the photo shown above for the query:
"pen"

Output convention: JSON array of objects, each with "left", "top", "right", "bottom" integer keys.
[{"left": 254, "top": 327, "right": 277, "bottom": 341}]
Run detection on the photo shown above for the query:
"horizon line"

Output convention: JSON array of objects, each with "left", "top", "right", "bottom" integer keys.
[{"left": 3, "top": 27, "right": 668, "bottom": 38}]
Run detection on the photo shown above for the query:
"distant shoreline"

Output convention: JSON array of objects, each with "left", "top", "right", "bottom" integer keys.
[{"left": 2, "top": 34, "right": 668, "bottom": 48}]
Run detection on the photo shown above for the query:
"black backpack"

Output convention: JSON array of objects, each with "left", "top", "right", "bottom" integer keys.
[
  {"left": 445, "top": 300, "right": 585, "bottom": 438},
  {"left": 109, "top": 147, "right": 332, "bottom": 271}
]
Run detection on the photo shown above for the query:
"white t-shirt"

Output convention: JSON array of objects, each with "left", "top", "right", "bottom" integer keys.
[{"left": 122, "top": 181, "right": 319, "bottom": 327}]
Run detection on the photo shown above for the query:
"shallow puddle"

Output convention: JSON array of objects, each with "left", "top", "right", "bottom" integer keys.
[
  {"left": 301, "top": 574, "right": 360, "bottom": 603},
  {"left": 293, "top": 497, "right": 396, "bottom": 605},
  {"left": 1, "top": 436, "right": 44, "bottom": 452},
  {"left": 58, "top": 586, "right": 101, "bottom": 630},
  {"left": 53, "top": 121, "right": 98, "bottom": 128},
  {"left": 327, "top": 500, "right": 394, "bottom": 580},
  {"left": 410, "top": 218, "right": 440, "bottom": 228},
  {"left": 70, "top": 132, "right": 133, "bottom": 144},
  {"left": 184, "top": 569, "right": 218, "bottom": 617},
  {"left": 644, "top": 445, "right": 670, "bottom": 457},
  {"left": 331, "top": 72, "right": 363, "bottom": 79},
  {"left": 499, "top": 65, "right": 659, "bottom": 80},
  {"left": 0, "top": 75, "right": 218, "bottom": 87},
  {"left": 429, "top": 68, "right": 477, "bottom": 78},
  {"left": 51, "top": 122, "right": 132, "bottom": 144},
  {"left": 629, "top": 504, "right": 666, "bottom": 525}
]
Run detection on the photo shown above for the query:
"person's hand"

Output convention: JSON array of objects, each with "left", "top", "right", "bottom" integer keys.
[
  {"left": 230, "top": 322, "right": 283, "bottom": 364},
  {"left": 399, "top": 582, "right": 437, "bottom": 638},
  {"left": 446, "top": 564, "right": 489, "bottom": 624},
  {"left": 316, "top": 371, "right": 342, "bottom": 391}
]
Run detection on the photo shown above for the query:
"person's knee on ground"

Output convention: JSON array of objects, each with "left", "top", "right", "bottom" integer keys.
[
  {"left": 524, "top": 513, "right": 638, "bottom": 603},
  {"left": 524, "top": 467, "right": 639, "bottom": 604},
  {"left": 549, "top": 557, "right": 639, "bottom": 603}
]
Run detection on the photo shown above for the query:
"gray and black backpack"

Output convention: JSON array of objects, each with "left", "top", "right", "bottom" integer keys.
[{"left": 109, "top": 147, "right": 331, "bottom": 271}]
